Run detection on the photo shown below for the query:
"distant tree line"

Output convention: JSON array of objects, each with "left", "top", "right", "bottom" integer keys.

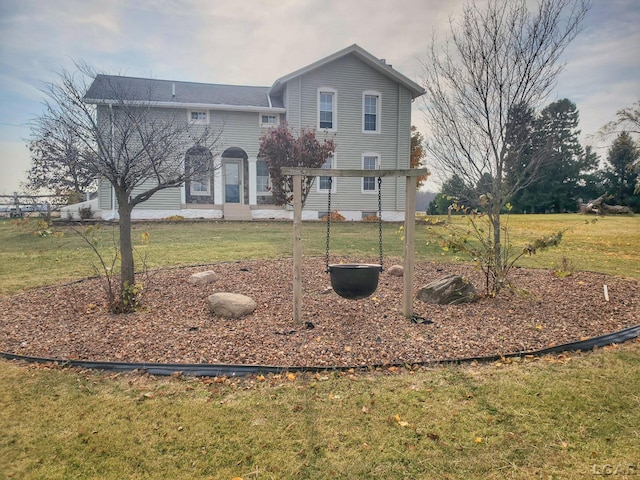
[{"left": 428, "top": 99, "right": 640, "bottom": 214}]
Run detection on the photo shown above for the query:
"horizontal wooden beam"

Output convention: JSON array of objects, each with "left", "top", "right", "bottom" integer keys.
[{"left": 280, "top": 168, "right": 429, "bottom": 178}]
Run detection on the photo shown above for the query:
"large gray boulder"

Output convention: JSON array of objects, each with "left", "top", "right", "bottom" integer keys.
[
  {"left": 386, "top": 265, "right": 404, "bottom": 277},
  {"left": 189, "top": 271, "right": 217, "bottom": 285},
  {"left": 417, "top": 274, "right": 477, "bottom": 305},
  {"left": 207, "top": 292, "right": 257, "bottom": 318}
]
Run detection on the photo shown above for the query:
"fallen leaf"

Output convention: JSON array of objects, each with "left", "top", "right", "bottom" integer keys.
[{"left": 395, "top": 414, "right": 409, "bottom": 427}]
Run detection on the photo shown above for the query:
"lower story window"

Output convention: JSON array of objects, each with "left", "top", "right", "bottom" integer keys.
[
  {"left": 363, "top": 154, "right": 379, "bottom": 192},
  {"left": 318, "top": 155, "right": 334, "bottom": 192},
  {"left": 186, "top": 146, "right": 213, "bottom": 196},
  {"left": 256, "top": 160, "right": 271, "bottom": 193},
  {"left": 190, "top": 177, "right": 211, "bottom": 195}
]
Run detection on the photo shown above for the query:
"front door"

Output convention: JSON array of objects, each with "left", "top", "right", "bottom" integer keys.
[{"left": 224, "top": 160, "right": 242, "bottom": 203}]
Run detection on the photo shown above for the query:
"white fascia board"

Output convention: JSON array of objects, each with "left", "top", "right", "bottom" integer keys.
[{"left": 84, "top": 98, "right": 286, "bottom": 113}]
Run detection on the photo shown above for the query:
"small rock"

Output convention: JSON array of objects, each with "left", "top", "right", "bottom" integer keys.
[
  {"left": 387, "top": 265, "right": 404, "bottom": 277},
  {"left": 207, "top": 292, "right": 257, "bottom": 318},
  {"left": 189, "top": 271, "right": 217, "bottom": 285},
  {"left": 417, "top": 274, "right": 477, "bottom": 305},
  {"left": 320, "top": 286, "right": 333, "bottom": 294}
]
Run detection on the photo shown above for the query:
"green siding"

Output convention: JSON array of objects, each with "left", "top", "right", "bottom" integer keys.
[
  {"left": 97, "top": 181, "right": 181, "bottom": 211},
  {"left": 281, "top": 53, "right": 412, "bottom": 212},
  {"left": 211, "top": 110, "right": 269, "bottom": 159},
  {"left": 133, "top": 183, "right": 182, "bottom": 209},
  {"left": 98, "top": 180, "right": 112, "bottom": 210}
]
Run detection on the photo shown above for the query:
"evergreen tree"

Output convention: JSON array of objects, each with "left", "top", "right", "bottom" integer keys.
[
  {"left": 576, "top": 145, "right": 604, "bottom": 203},
  {"left": 508, "top": 99, "right": 589, "bottom": 213},
  {"left": 504, "top": 102, "right": 543, "bottom": 213},
  {"left": 604, "top": 132, "right": 640, "bottom": 211}
]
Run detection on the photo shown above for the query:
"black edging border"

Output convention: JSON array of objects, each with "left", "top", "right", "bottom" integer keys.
[{"left": 1, "top": 324, "right": 639, "bottom": 377}]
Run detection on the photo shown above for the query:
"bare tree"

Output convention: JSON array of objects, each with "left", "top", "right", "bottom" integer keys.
[
  {"left": 421, "top": 0, "right": 590, "bottom": 291},
  {"left": 599, "top": 101, "right": 640, "bottom": 139},
  {"left": 25, "top": 121, "right": 97, "bottom": 203},
  {"left": 37, "top": 64, "right": 222, "bottom": 311},
  {"left": 599, "top": 101, "right": 640, "bottom": 193}
]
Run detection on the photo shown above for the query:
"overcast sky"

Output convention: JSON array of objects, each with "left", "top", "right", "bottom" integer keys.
[{"left": 0, "top": 0, "right": 638, "bottom": 194}]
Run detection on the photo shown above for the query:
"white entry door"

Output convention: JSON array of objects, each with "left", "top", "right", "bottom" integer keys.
[{"left": 224, "top": 160, "right": 242, "bottom": 204}]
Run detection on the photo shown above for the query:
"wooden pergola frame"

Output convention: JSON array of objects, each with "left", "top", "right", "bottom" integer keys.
[{"left": 281, "top": 167, "right": 428, "bottom": 324}]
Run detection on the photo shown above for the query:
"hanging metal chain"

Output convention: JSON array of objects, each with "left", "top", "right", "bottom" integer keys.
[
  {"left": 324, "top": 176, "right": 332, "bottom": 272},
  {"left": 378, "top": 176, "right": 383, "bottom": 270}
]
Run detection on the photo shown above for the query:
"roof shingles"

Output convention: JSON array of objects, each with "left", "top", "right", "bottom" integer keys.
[{"left": 85, "top": 75, "right": 283, "bottom": 109}]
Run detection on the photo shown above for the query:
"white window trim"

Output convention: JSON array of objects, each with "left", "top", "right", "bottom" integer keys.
[
  {"left": 255, "top": 159, "right": 272, "bottom": 195},
  {"left": 190, "top": 176, "right": 211, "bottom": 196},
  {"left": 362, "top": 90, "right": 381, "bottom": 134},
  {"left": 317, "top": 154, "right": 337, "bottom": 193},
  {"left": 361, "top": 152, "right": 380, "bottom": 194},
  {"left": 259, "top": 113, "right": 279, "bottom": 128},
  {"left": 317, "top": 87, "right": 337, "bottom": 132},
  {"left": 188, "top": 109, "right": 209, "bottom": 125}
]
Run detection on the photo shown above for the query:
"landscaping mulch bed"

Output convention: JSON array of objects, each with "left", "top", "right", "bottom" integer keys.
[{"left": 1, "top": 257, "right": 638, "bottom": 368}]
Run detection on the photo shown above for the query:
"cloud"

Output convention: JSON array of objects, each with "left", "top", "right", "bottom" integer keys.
[{"left": 0, "top": 0, "right": 638, "bottom": 193}]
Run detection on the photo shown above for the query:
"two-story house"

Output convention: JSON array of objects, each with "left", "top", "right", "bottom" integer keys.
[{"left": 78, "top": 44, "right": 425, "bottom": 221}]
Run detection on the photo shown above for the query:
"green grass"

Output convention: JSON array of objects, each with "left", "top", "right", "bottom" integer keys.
[
  {"left": 0, "top": 218, "right": 440, "bottom": 295},
  {"left": 425, "top": 213, "right": 640, "bottom": 279},
  {"left": 1, "top": 343, "right": 639, "bottom": 479},
  {"left": 1, "top": 214, "right": 639, "bottom": 478},
  {"left": 1, "top": 214, "right": 638, "bottom": 295}
]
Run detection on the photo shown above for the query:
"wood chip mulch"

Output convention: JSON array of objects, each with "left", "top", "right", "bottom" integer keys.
[{"left": 1, "top": 258, "right": 638, "bottom": 368}]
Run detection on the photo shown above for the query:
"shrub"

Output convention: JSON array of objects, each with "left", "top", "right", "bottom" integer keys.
[
  {"left": 427, "top": 204, "right": 565, "bottom": 296},
  {"left": 78, "top": 205, "right": 93, "bottom": 219},
  {"left": 321, "top": 211, "right": 346, "bottom": 222}
]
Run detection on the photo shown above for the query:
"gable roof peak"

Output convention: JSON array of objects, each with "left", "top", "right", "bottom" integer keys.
[{"left": 270, "top": 44, "right": 424, "bottom": 98}]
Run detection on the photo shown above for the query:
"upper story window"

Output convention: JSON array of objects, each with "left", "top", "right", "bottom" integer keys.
[
  {"left": 189, "top": 110, "right": 209, "bottom": 125},
  {"left": 256, "top": 160, "right": 271, "bottom": 194},
  {"left": 318, "top": 155, "right": 336, "bottom": 193},
  {"left": 362, "top": 153, "right": 380, "bottom": 193},
  {"left": 260, "top": 114, "right": 279, "bottom": 128},
  {"left": 363, "top": 91, "right": 381, "bottom": 133},
  {"left": 318, "top": 88, "right": 337, "bottom": 131}
]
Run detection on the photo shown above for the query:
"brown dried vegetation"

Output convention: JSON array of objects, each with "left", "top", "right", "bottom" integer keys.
[{"left": 1, "top": 258, "right": 638, "bottom": 367}]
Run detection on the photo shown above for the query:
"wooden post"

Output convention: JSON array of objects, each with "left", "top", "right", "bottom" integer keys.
[
  {"left": 280, "top": 167, "right": 428, "bottom": 323},
  {"left": 403, "top": 175, "right": 417, "bottom": 318},
  {"left": 292, "top": 174, "right": 303, "bottom": 324}
]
